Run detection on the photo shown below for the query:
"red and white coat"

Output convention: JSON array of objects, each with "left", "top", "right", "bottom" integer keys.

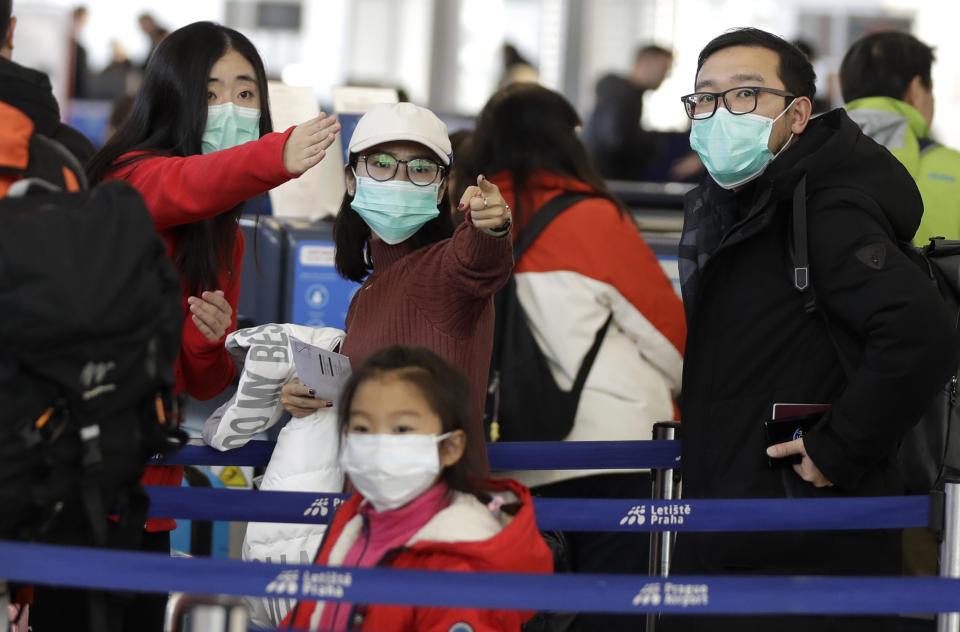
[
  {"left": 283, "top": 478, "right": 553, "bottom": 631},
  {"left": 491, "top": 171, "right": 686, "bottom": 487}
]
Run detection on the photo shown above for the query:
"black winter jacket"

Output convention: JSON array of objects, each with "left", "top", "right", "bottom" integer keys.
[
  {"left": 672, "top": 108, "right": 956, "bottom": 582},
  {"left": 0, "top": 57, "right": 95, "bottom": 163}
]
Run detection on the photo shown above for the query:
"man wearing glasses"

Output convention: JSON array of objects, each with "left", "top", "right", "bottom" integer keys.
[{"left": 664, "top": 28, "right": 955, "bottom": 632}]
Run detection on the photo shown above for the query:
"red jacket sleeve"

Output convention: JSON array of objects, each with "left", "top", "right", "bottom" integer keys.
[
  {"left": 108, "top": 128, "right": 297, "bottom": 231},
  {"left": 175, "top": 229, "right": 244, "bottom": 400}
]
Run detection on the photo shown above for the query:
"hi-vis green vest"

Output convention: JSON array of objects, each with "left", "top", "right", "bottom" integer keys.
[{"left": 846, "top": 96, "right": 960, "bottom": 243}]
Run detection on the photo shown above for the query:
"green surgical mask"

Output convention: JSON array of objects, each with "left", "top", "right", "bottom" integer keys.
[
  {"left": 201, "top": 103, "right": 261, "bottom": 154},
  {"left": 350, "top": 174, "right": 440, "bottom": 244},
  {"left": 689, "top": 99, "right": 795, "bottom": 189}
]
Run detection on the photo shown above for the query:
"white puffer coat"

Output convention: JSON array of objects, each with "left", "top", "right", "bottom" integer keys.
[{"left": 202, "top": 323, "right": 345, "bottom": 627}]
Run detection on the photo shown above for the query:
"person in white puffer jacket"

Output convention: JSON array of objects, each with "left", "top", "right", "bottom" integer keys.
[{"left": 202, "top": 322, "right": 345, "bottom": 628}]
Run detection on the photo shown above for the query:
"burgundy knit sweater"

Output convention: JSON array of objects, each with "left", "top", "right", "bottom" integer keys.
[{"left": 340, "top": 221, "right": 513, "bottom": 478}]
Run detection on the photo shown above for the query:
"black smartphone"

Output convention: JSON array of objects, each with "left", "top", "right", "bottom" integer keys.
[{"left": 762, "top": 412, "right": 824, "bottom": 467}]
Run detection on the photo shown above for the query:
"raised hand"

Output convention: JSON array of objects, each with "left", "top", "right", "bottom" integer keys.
[
  {"left": 458, "top": 175, "right": 512, "bottom": 236},
  {"left": 282, "top": 112, "right": 341, "bottom": 175}
]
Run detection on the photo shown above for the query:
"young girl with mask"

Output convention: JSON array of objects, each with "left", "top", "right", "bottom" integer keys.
[
  {"left": 283, "top": 345, "right": 553, "bottom": 631},
  {"left": 83, "top": 21, "right": 339, "bottom": 632},
  {"left": 280, "top": 103, "right": 512, "bottom": 480}
]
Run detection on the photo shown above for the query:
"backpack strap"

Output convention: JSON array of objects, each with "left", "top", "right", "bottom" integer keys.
[
  {"left": 513, "top": 192, "right": 593, "bottom": 260},
  {"left": 571, "top": 313, "right": 614, "bottom": 395},
  {"left": 488, "top": 191, "right": 605, "bottom": 441},
  {"left": 790, "top": 174, "right": 817, "bottom": 313},
  {"left": 490, "top": 193, "right": 589, "bottom": 401},
  {"left": 0, "top": 101, "right": 85, "bottom": 195},
  {"left": 789, "top": 175, "right": 859, "bottom": 379}
]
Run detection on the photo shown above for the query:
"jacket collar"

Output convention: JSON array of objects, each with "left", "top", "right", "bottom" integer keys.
[
  {"left": 0, "top": 57, "right": 60, "bottom": 133},
  {"left": 845, "top": 96, "right": 930, "bottom": 141}
]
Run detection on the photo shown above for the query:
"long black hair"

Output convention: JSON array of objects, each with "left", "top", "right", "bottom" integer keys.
[
  {"left": 333, "top": 155, "right": 453, "bottom": 283},
  {"left": 337, "top": 346, "right": 491, "bottom": 505},
  {"left": 86, "top": 21, "right": 273, "bottom": 295},
  {"left": 472, "top": 83, "right": 625, "bottom": 227}
]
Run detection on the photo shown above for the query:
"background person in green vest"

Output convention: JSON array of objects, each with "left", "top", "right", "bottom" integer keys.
[{"left": 841, "top": 31, "right": 960, "bottom": 243}]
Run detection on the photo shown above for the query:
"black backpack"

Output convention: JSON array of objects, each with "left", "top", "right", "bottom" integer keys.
[
  {"left": 0, "top": 122, "right": 185, "bottom": 544},
  {"left": 486, "top": 192, "right": 612, "bottom": 442},
  {"left": 790, "top": 175, "right": 960, "bottom": 493}
]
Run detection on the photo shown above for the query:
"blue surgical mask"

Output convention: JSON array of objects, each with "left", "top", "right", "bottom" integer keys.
[
  {"left": 201, "top": 102, "right": 261, "bottom": 154},
  {"left": 689, "top": 99, "right": 796, "bottom": 189},
  {"left": 350, "top": 174, "right": 440, "bottom": 245}
]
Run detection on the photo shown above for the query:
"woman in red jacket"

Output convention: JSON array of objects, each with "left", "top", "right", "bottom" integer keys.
[
  {"left": 84, "top": 21, "right": 339, "bottom": 631},
  {"left": 283, "top": 346, "right": 552, "bottom": 631}
]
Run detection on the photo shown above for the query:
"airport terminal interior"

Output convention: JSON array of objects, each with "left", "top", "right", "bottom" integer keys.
[{"left": 2, "top": 0, "right": 960, "bottom": 631}]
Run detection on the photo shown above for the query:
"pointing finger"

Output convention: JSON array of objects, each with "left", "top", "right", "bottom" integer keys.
[{"left": 476, "top": 174, "right": 498, "bottom": 193}]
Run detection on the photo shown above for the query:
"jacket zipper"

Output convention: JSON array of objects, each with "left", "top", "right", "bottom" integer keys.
[{"left": 344, "top": 524, "right": 412, "bottom": 630}]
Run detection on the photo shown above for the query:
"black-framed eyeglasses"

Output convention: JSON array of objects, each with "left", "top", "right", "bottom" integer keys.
[
  {"left": 680, "top": 86, "right": 795, "bottom": 120},
  {"left": 358, "top": 152, "right": 445, "bottom": 187}
]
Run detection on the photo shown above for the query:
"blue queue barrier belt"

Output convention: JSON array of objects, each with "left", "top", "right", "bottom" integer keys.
[
  {"left": 1, "top": 539, "right": 959, "bottom": 615},
  {"left": 157, "top": 440, "right": 683, "bottom": 471},
  {"left": 144, "top": 486, "right": 931, "bottom": 532}
]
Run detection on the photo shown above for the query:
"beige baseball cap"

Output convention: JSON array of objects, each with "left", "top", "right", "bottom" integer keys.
[{"left": 348, "top": 102, "right": 452, "bottom": 166}]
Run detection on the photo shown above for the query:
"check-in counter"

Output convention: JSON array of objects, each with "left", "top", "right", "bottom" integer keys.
[
  {"left": 643, "top": 231, "right": 682, "bottom": 297},
  {"left": 238, "top": 217, "right": 361, "bottom": 330},
  {"left": 239, "top": 200, "right": 682, "bottom": 325},
  {"left": 279, "top": 218, "right": 361, "bottom": 330},
  {"left": 607, "top": 180, "right": 692, "bottom": 233},
  {"left": 238, "top": 216, "right": 286, "bottom": 328}
]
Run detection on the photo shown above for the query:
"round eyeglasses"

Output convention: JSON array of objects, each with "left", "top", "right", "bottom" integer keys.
[
  {"left": 680, "top": 86, "right": 795, "bottom": 120},
  {"left": 359, "top": 152, "right": 444, "bottom": 186}
]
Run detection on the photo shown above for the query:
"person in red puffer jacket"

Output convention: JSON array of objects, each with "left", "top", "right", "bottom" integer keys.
[
  {"left": 82, "top": 21, "right": 339, "bottom": 632},
  {"left": 283, "top": 346, "right": 553, "bottom": 631}
]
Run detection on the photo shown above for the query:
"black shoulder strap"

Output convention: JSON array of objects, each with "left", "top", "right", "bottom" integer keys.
[
  {"left": 514, "top": 192, "right": 593, "bottom": 260},
  {"left": 488, "top": 191, "right": 605, "bottom": 434},
  {"left": 571, "top": 313, "right": 614, "bottom": 396},
  {"left": 790, "top": 174, "right": 816, "bottom": 312},
  {"left": 789, "top": 174, "right": 856, "bottom": 378}
]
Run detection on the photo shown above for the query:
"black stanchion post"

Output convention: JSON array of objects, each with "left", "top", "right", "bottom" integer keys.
[
  {"left": 938, "top": 477, "right": 960, "bottom": 632},
  {"left": 647, "top": 421, "right": 681, "bottom": 632}
]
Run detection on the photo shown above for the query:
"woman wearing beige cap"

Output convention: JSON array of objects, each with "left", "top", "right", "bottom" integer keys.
[{"left": 281, "top": 102, "right": 512, "bottom": 480}]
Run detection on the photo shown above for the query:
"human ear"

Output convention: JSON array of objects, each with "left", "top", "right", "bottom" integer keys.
[
  {"left": 437, "top": 178, "right": 448, "bottom": 206},
  {"left": 903, "top": 75, "right": 924, "bottom": 108},
  {"left": 345, "top": 164, "right": 356, "bottom": 197},
  {"left": 789, "top": 96, "right": 813, "bottom": 136},
  {"left": 438, "top": 429, "right": 466, "bottom": 468},
  {"left": 1, "top": 16, "right": 17, "bottom": 56},
  {"left": 903, "top": 76, "right": 934, "bottom": 127}
]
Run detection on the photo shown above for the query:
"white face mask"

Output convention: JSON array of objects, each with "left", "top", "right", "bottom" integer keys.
[{"left": 340, "top": 432, "right": 452, "bottom": 512}]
